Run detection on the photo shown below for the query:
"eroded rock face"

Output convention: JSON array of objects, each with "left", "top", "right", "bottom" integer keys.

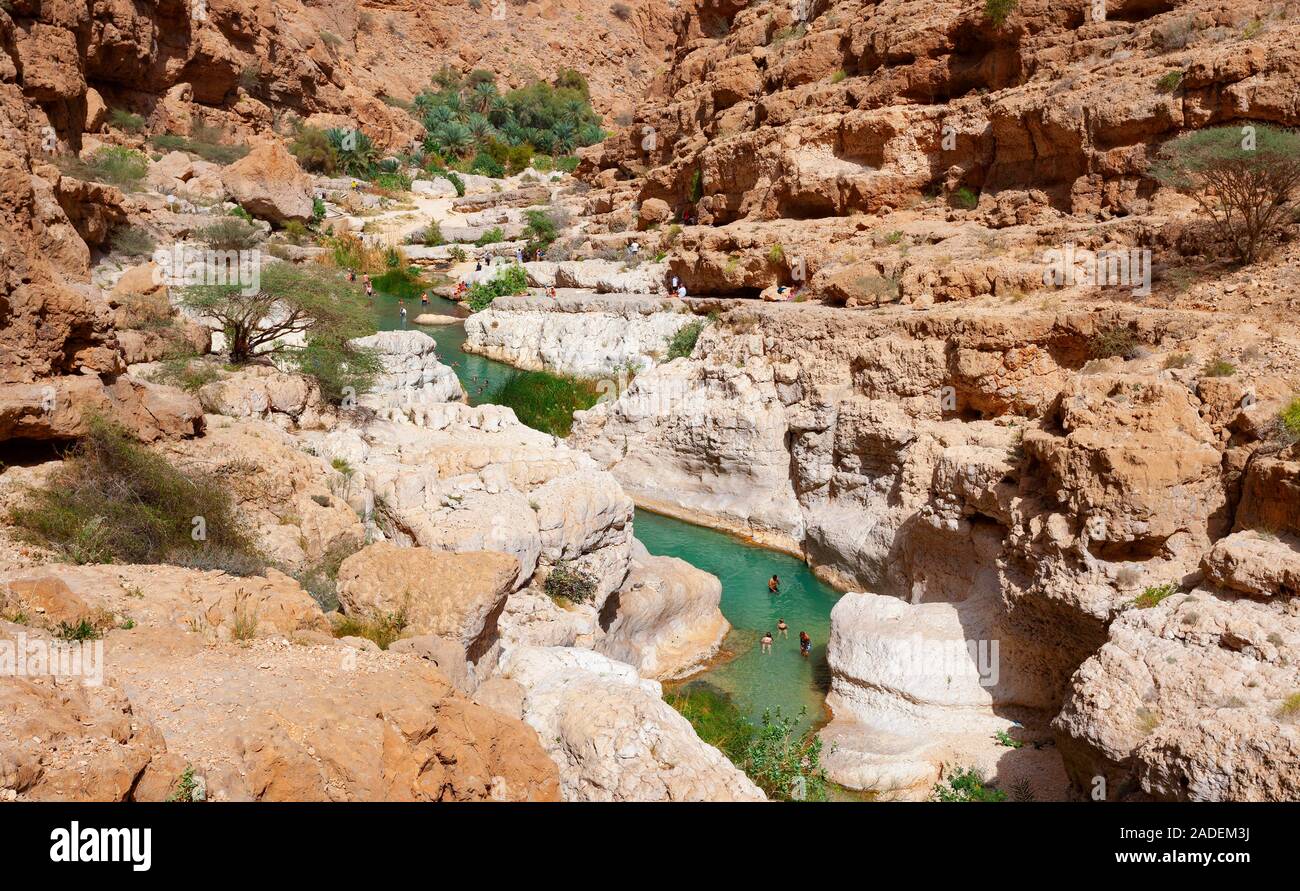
[
  {"left": 493, "top": 646, "right": 764, "bottom": 801},
  {"left": 464, "top": 294, "right": 698, "bottom": 378},
  {"left": 336, "top": 543, "right": 519, "bottom": 655},
  {"left": 352, "top": 329, "right": 466, "bottom": 407},
  {"left": 219, "top": 140, "right": 314, "bottom": 224},
  {"left": 1054, "top": 588, "right": 1300, "bottom": 801},
  {"left": 0, "top": 565, "right": 561, "bottom": 802},
  {"left": 597, "top": 539, "right": 729, "bottom": 680}
]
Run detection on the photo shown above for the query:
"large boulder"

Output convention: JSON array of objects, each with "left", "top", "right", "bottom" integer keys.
[
  {"left": 220, "top": 140, "right": 314, "bottom": 224},
  {"left": 494, "top": 646, "right": 765, "bottom": 801},
  {"left": 597, "top": 540, "right": 729, "bottom": 679},
  {"left": 336, "top": 543, "right": 520, "bottom": 654}
]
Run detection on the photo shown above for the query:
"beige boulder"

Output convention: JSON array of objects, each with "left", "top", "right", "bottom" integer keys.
[
  {"left": 336, "top": 543, "right": 520, "bottom": 653},
  {"left": 220, "top": 140, "right": 314, "bottom": 224}
]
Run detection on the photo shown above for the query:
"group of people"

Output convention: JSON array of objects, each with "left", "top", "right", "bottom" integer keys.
[
  {"left": 668, "top": 274, "right": 687, "bottom": 299},
  {"left": 759, "top": 574, "right": 812, "bottom": 658}
]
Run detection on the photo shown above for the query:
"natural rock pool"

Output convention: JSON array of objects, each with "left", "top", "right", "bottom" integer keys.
[{"left": 374, "top": 287, "right": 844, "bottom": 733}]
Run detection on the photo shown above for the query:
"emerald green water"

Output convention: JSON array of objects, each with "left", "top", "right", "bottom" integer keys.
[
  {"left": 373, "top": 284, "right": 843, "bottom": 734},
  {"left": 634, "top": 509, "right": 841, "bottom": 732},
  {"left": 370, "top": 288, "right": 514, "bottom": 403}
]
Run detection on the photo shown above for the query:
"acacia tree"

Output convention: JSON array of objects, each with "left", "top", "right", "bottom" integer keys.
[
  {"left": 1151, "top": 123, "right": 1300, "bottom": 264},
  {"left": 180, "top": 262, "right": 380, "bottom": 403}
]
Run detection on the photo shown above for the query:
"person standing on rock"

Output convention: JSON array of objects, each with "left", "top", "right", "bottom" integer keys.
[
  {"left": 777, "top": 618, "right": 788, "bottom": 639},
  {"left": 799, "top": 631, "right": 812, "bottom": 658},
  {"left": 768, "top": 574, "right": 780, "bottom": 594},
  {"left": 761, "top": 631, "right": 774, "bottom": 654}
]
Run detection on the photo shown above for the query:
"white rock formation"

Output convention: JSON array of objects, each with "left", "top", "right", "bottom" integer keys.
[
  {"left": 821, "top": 590, "right": 1067, "bottom": 800},
  {"left": 351, "top": 330, "right": 466, "bottom": 406},
  {"left": 597, "top": 540, "right": 729, "bottom": 680},
  {"left": 464, "top": 293, "right": 698, "bottom": 378},
  {"left": 491, "top": 646, "right": 765, "bottom": 801}
]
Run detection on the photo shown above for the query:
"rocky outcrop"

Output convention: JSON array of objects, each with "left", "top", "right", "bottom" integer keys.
[
  {"left": 219, "top": 140, "right": 314, "bottom": 224},
  {"left": 336, "top": 543, "right": 519, "bottom": 656},
  {"left": 352, "top": 329, "right": 466, "bottom": 408},
  {"left": 1054, "top": 586, "right": 1300, "bottom": 801},
  {"left": 464, "top": 293, "right": 698, "bottom": 377},
  {"left": 597, "top": 539, "right": 729, "bottom": 680},
  {"left": 0, "top": 564, "right": 561, "bottom": 802},
  {"left": 490, "top": 645, "right": 764, "bottom": 801}
]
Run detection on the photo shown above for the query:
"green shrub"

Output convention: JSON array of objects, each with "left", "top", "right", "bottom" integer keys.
[
  {"left": 9, "top": 418, "right": 263, "bottom": 571},
  {"left": 166, "top": 767, "right": 202, "bottom": 803},
  {"left": 470, "top": 150, "right": 505, "bottom": 177},
  {"left": 198, "top": 216, "right": 263, "bottom": 250},
  {"left": 486, "top": 369, "right": 602, "bottom": 436},
  {"left": 666, "top": 319, "right": 705, "bottom": 360},
  {"left": 289, "top": 126, "right": 339, "bottom": 174},
  {"left": 544, "top": 560, "right": 599, "bottom": 604},
  {"left": 151, "top": 124, "right": 249, "bottom": 165},
  {"left": 59, "top": 146, "right": 149, "bottom": 190},
  {"left": 663, "top": 682, "right": 755, "bottom": 763},
  {"left": 56, "top": 618, "right": 103, "bottom": 642},
  {"left": 1201, "top": 356, "right": 1236, "bottom": 377},
  {"left": 1277, "top": 397, "right": 1300, "bottom": 442},
  {"left": 108, "top": 108, "right": 146, "bottom": 133},
  {"left": 932, "top": 766, "right": 1007, "bottom": 802},
  {"left": 951, "top": 186, "right": 979, "bottom": 209},
  {"left": 148, "top": 355, "right": 222, "bottom": 392},
  {"left": 984, "top": 0, "right": 1017, "bottom": 26},
  {"left": 742, "top": 708, "right": 829, "bottom": 801},
  {"left": 523, "top": 207, "right": 565, "bottom": 255},
  {"left": 465, "top": 263, "right": 528, "bottom": 312},
  {"left": 111, "top": 226, "right": 156, "bottom": 258},
  {"left": 372, "top": 265, "right": 426, "bottom": 300},
  {"left": 474, "top": 226, "right": 505, "bottom": 247},
  {"left": 1134, "top": 583, "right": 1177, "bottom": 609},
  {"left": 994, "top": 729, "right": 1023, "bottom": 748},
  {"left": 1151, "top": 124, "right": 1300, "bottom": 263},
  {"left": 1279, "top": 692, "right": 1300, "bottom": 720},
  {"left": 1157, "top": 70, "right": 1184, "bottom": 93}
]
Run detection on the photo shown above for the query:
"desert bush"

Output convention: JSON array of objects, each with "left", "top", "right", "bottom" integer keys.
[
  {"left": 1156, "top": 70, "right": 1184, "bottom": 93},
  {"left": 9, "top": 418, "right": 263, "bottom": 571},
  {"left": 611, "top": 2, "right": 632, "bottom": 20},
  {"left": 742, "top": 708, "right": 829, "bottom": 802},
  {"left": 198, "top": 217, "right": 264, "bottom": 251},
  {"left": 984, "top": 0, "right": 1017, "bottom": 26},
  {"left": 666, "top": 318, "right": 705, "bottom": 359},
  {"left": 1151, "top": 124, "right": 1300, "bottom": 264},
  {"left": 474, "top": 226, "right": 505, "bottom": 247},
  {"left": 465, "top": 263, "right": 528, "bottom": 311},
  {"left": 1088, "top": 326, "right": 1139, "bottom": 360},
  {"left": 290, "top": 126, "right": 339, "bottom": 174},
  {"left": 333, "top": 609, "right": 408, "bottom": 650},
  {"left": 109, "top": 108, "right": 145, "bottom": 133},
  {"left": 1134, "top": 582, "right": 1177, "bottom": 609},
  {"left": 59, "top": 146, "right": 148, "bottom": 190},
  {"left": 543, "top": 560, "right": 599, "bottom": 604},
  {"left": 662, "top": 682, "right": 755, "bottom": 763},
  {"left": 152, "top": 121, "right": 249, "bottom": 164},
  {"left": 111, "top": 225, "right": 157, "bottom": 258},
  {"left": 1200, "top": 356, "right": 1236, "bottom": 377},
  {"left": 932, "top": 766, "right": 1006, "bottom": 802}
]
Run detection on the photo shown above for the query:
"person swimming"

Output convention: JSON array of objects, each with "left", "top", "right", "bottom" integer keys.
[
  {"left": 761, "top": 631, "right": 774, "bottom": 654},
  {"left": 777, "top": 618, "right": 788, "bottom": 638},
  {"left": 799, "top": 631, "right": 812, "bottom": 658},
  {"left": 768, "top": 574, "right": 780, "bottom": 594}
]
